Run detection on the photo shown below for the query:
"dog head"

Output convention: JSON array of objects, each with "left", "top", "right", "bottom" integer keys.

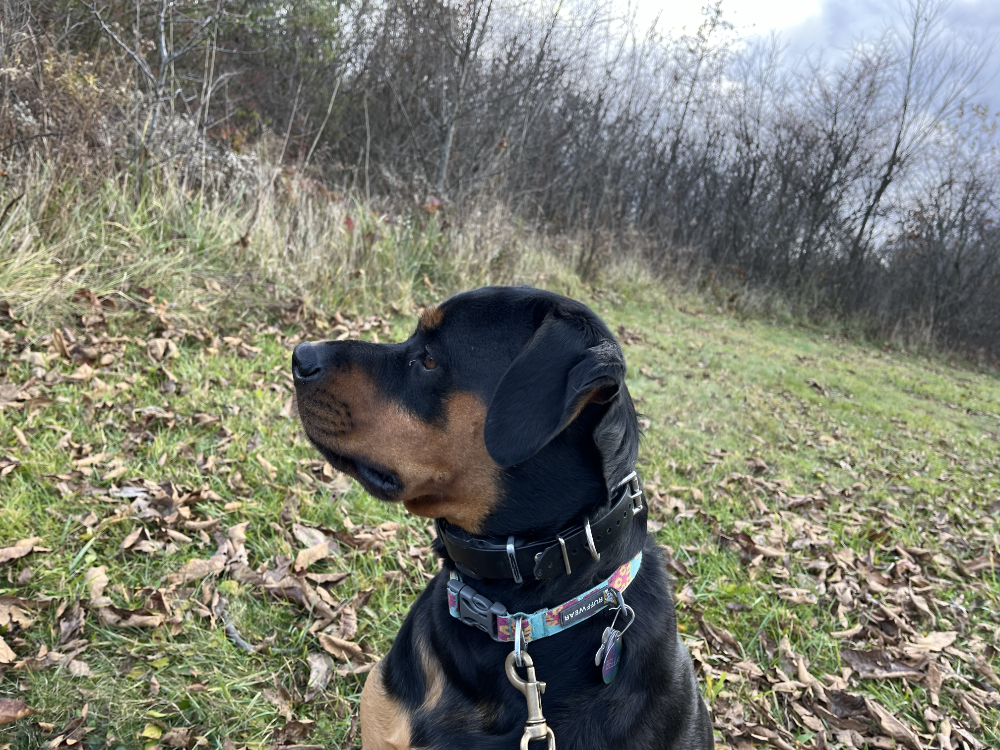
[{"left": 292, "top": 286, "right": 638, "bottom": 535}]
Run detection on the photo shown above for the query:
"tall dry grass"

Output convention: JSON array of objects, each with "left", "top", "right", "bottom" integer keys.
[{"left": 0, "top": 138, "right": 627, "bottom": 329}]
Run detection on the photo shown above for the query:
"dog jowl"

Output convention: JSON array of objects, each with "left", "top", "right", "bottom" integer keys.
[{"left": 293, "top": 286, "right": 714, "bottom": 750}]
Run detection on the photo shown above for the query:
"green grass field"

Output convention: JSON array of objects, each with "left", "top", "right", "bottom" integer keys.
[{"left": 1, "top": 280, "right": 998, "bottom": 749}]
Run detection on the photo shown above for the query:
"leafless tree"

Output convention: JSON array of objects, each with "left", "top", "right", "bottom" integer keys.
[{"left": 5, "top": 0, "right": 1000, "bottom": 357}]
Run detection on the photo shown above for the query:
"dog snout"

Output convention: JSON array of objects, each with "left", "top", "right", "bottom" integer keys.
[{"left": 292, "top": 342, "right": 323, "bottom": 381}]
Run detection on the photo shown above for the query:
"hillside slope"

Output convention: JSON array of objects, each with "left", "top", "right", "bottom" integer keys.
[{"left": 1, "top": 284, "right": 998, "bottom": 748}]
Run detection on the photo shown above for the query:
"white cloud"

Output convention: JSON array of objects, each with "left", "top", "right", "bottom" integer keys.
[
  {"left": 636, "top": 0, "right": 821, "bottom": 35},
  {"left": 718, "top": 0, "right": 822, "bottom": 32}
]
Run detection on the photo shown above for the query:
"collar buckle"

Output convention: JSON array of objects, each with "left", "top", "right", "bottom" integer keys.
[
  {"left": 619, "top": 471, "right": 643, "bottom": 515},
  {"left": 447, "top": 578, "right": 507, "bottom": 641},
  {"left": 506, "top": 535, "right": 523, "bottom": 584}
]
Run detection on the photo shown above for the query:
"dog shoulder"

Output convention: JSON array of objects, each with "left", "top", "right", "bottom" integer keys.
[
  {"left": 362, "top": 584, "right": 451, "bottom": 749},
  {"left": 361, "top": 658, "right": 413, "bottom": 750}
]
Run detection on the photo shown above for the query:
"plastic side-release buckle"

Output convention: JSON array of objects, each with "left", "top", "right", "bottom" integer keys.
[{"left": 447, "top": 578, "right": 508, "bottom": 641}]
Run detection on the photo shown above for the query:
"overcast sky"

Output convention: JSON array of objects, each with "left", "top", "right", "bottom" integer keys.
[{"left": 637, "top": 0, "right": 1000, "bottom": 110}]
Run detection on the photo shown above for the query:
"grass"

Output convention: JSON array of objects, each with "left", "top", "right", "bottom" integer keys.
[
  {"left": 1, "top": 160, "right": 999, "bottom": 747},
  {"left": 0, "top": 157, "right": 583, "bottom": 333},
  {"left": 2, "top": 275, "right": 998, "bottom": 749}
]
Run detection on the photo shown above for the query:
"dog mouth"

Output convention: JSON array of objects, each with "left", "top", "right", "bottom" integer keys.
[{"left": 311, "top": 441, "right": 403, "bottom": 501}]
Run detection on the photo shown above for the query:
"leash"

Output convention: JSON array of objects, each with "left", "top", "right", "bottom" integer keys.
[{"left": 441, "top": 471, "right": 646, "bottom": 749}]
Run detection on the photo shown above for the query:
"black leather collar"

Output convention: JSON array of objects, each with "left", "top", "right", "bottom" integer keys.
[{"left": 436, "top": 472, "right": 644, "bottom": 582}]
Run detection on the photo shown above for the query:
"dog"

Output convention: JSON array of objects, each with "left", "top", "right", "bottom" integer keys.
[{"left": 292, "top": 286, "right": 714, "bottom": 749}]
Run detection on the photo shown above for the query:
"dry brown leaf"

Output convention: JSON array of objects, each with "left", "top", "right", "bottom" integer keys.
[
  {"left": 0, "top": 597, "right": 34, "bottom": 630},
  {"left": 305, "top": 572, "right": 349, "bottom": 586},
  {"left": 272, "top": 718, "right": 317, "bottom": 746},
  {"left": 906, "top": 631, "right": 957, "bottom": 653},
  {"left": 954, "top": 691, "right": 982, "bottom": 730},
  {"left": 0, "top": 454, "right": 23, "bottom": 477},
  {"left": 292, "top": 524, "right": 335, "bottom": 552},
  {"left": 148, "top": 338, "right": 179, "bottom": 362},
  {"left": 294, "top": 542, "right": 329, "bottom": 574},
  {"left": 927, "top": 659, "right": 943, "bottom": 707},
  {"left": 0, "top": 697, "right": 38, "bottom": 726},
  {"left": 65, "top": 363, "right": 94, "bottom": 382},
  {"left": 121, "top": 526, "right": 144, "bottom": 550},
  {"left": 908, "top": 588, "right": 934, "bottom": 620},
  {"left": 335, "top": 660, "right": 376, "bottom": 677},
  {"left": 279, "top": 395, "right": 298, "bottom": 419},
  {"left": 160, "top": 727, "right": 194, "bottom": 748},
  {"left": 776, "top": 587, "right": 817, "bottom": 605},
  {"left": 67, "top": 659, "right": 92, "bottom": 677},
  {"left": 318, "top": 633, "right": 363, "bottom": 661},
  {"left": 865, "top": 698, "right": 921, "bottom": 750},
  {"left": 0, "top": 635, "right": 16, "bottom": 664},
  {"left": 83, "top": 566, "right": 109, "bottom": 602},
  {"left": 256, "top": 454, "right": 277, "bottom": 479},
  {"left": 339, "top": 605, "right": 358, "bottom": 639},
  {"left": 304, "top": 652, "right": 334, "bottom": 702},
  {"left": 733, "top": 659, "right": 765, "bottom": 679},
  {"left": 97, "top": 606, "right": 165, "bottom": 629},
  {"left": 830, "top": 624, "right": 864, "bottom": 639},
  {"left": 262, "top": 567, "right": 338, "bottom": 622},
  {"left": 790, "top": 702, "right": 825, "bottom": 733},
  {"left": 166, "top": 554, "right": 226, "bottom": 586},
  {"left": 263, "top": 686, "right": 293, "bottom": 721},
  {"left": 58, "top": 601, "right": 84, "bottom": 643},
  {"left": 0, "top": 537, "right": 47, "bottom": 564}
]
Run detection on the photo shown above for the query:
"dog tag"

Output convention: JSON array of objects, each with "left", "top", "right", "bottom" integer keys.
[
  {"left": 599, "top": 628, "right": 622, "bottom": 684},
  {"left": 594, "top": 627, "right": 612, "bottom": 666}
]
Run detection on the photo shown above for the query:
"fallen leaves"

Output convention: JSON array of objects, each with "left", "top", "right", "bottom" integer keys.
[
  {"left": 318, "top": 632, "right": 376, "bottom": 676},
  {"left": 0, "top": 636, "right": 16, "bottom": 663},
  {"left": 317, "top": 633, "right": 362, "bottom": 661},
  {"left": 304, "top": 653, "right": 334, "bottom": 702},
  {"left": 147, "top": 337, "right": 179, "bottom": 362},
  {"left": 3, "top": 300, "right": 998, "bottom": 750},
  {"left": 293, "top": 542, "right": 330, "bottom": 575},
  {"left": 165, "top": 552, "right": 226, "bottom": 586},
  {"left": 97, "top": 604, "right": 166, "bottom": 629},
  {"left": 661, "top": 433, "right": 999, "bottom": 750},
  {"left": 1, "top": 454, "right": 22, "bottom": 476},
  {"left": 160, "top": 726, "right": 195, "bottom": 748},
  {"left": 866, "top": 698, "right": 923, "bottom": 750},
  {"left": 806, "top": 378, "right": 828, "bottom": 396},
  {"left": 83, "top": 565, "right": 109, "bottom": 603},
  {"left": 0, "top": 697, "right": 38, "bottom": 726},
  {"left": 0, "top": 537, "right": 51, "bottom": 565},
  {"left": 907, "top": 630, "right": 958, "bottom": 653}
]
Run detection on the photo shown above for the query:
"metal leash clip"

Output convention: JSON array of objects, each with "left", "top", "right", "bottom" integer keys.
[{"left": 505, "top": 651, "right": 556, "bottom": 749}]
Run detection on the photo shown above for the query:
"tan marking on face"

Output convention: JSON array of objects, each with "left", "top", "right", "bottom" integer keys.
[
  {"left": 418, "top": 305, "right": 444, "bottom": 331},
  {"left": 361, "top": 660, "right": 412, "bottom": 750},
  {"left": 298, "top": 369, "right": 501, "bottom": 533},
  {"left": 418, "top": 636, "right": 444, "bottom": 710}
]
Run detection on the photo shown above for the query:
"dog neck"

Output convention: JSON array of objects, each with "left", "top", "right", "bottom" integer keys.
[
  {"left": 438, "top": 396, "right": 646, "bottom": 614},
  {"left": 437, "top": 472, "right": 646, "bottom": 614},
  {"left": 436, "top": 511, "right": 647, "bottom": 622}
]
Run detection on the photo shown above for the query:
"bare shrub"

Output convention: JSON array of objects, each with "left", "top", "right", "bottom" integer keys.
[{"left": 3, "top": 0, "right": 999, "bottom": 360}]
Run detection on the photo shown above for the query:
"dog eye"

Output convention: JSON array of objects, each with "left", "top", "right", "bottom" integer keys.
[{"left": 422, "top": 353, "right": 438, "bottom": 370}]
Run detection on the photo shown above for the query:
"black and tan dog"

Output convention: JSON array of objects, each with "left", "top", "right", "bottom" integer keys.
[{"left": 292, "top": 286, "right": 713, "bottom": 749}]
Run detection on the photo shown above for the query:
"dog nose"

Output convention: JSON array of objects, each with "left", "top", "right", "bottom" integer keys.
[{"left": 292, "top": 342, "right": 322, "bottom": 381}]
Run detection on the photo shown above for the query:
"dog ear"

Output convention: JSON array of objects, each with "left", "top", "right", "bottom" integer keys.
[{"left": 484, "top": 312, "right": 625, "bottom": 467}]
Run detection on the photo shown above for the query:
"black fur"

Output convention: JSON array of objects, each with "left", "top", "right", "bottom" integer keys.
[{"left": 293, "top": 286, "right": 714, "bottom": 749}]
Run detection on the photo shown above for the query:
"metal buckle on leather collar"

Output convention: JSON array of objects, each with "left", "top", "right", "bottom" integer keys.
[
  {"left": 447, "top": 578, "right": 507, "bottom": 641},
  {"left": 619, "top": 471, "right": 643, "bottom": 515},
  {"left": 438, "top": 468, "right": 644, "bottom": 582},
  {"left": 507, "top": 535, "right": 523, "bottom": 584}
]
